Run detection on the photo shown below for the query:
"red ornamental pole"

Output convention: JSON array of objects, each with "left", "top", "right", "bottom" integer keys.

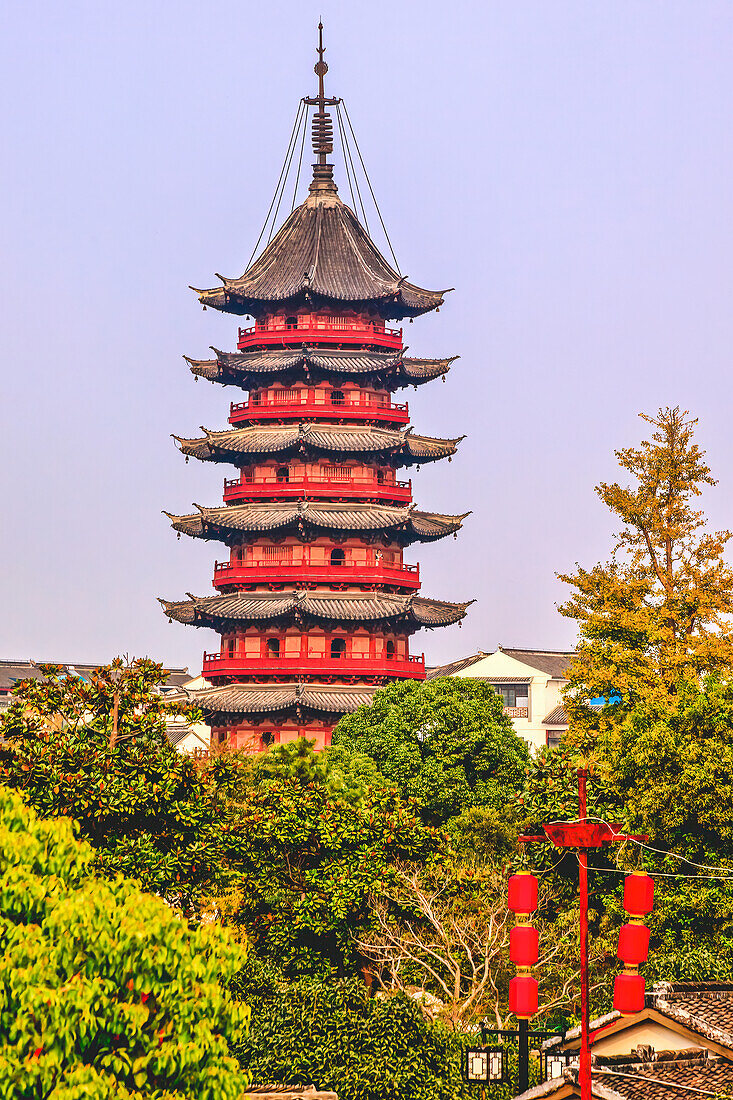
[
  {"left": 577, "top": 769, "right": 591, "bottom": 1100},
  {"left": 517, "top": 770, "right": 648, "bottom": 1100}
]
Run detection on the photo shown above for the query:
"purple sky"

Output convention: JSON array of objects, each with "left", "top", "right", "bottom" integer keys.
[{"left": 2, "top": 1, "right": 733, "bottom": 672}]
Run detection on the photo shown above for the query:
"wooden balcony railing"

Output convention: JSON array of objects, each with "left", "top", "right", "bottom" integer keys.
[
  {"left": 503, "top": 707, "right": 529, "bottom": 719},
  {"left": 229, "top": 394, "right": 410, "bottom": 426},
  {"left": 202, "top": 651, "right": 426, "bottom": 680},
  {"left": 237, "top": 319, "right": 403, "bottom": 351},
  {"left": 222, "top": 475, "right": 412, "bottom": 505},
  {"left": 212, "top": 560, "right": 421, "bottom": 590}
]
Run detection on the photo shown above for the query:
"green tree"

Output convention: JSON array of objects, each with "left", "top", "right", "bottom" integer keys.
[
  {"left": 254, "top": 736, "right": 388, "bottom": 806},
  {"left": 332, "top": 678, "right": 529, "bottom": 826},
  {"left": 0, "top": 785, "right": 248, "bottom": 1099},
  {"left": 559, "top": 407, "right": 733, "bottom": 742},
  {"left": 231, "top": 958, "right": 469, "bottom": 1100},
  {"left": 0, "top": 660, "right": 236, "bottom": 909},
  {"left": 218, "top": 777, "right": 440, "bottom": 974},
  {"left": 598, "top": 676, "right": 733, "bottom": 979}
]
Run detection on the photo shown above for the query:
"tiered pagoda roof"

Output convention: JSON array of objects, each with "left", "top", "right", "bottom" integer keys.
[
  {"left": 182, "top": 681, "right": 378, "bottom": 720},
  {"left": 186, "top": 349, "right": 457, "bottom": 389},
  {"left": 191, "top": 188, "right": 450, "bottom": 320},
  {"left": 162, "top": 26, "right": 471, "bottom": 750},
  {"left": 160, "top": 591, "right": 472, "bottom": 630},
  {"left": 174, "top": 423, "right": 463, "bottom": 465},
  {"left": 165, "top": 501, "right": 469, "bottom": 544}
]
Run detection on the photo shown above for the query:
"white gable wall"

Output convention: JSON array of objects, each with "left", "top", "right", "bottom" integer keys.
[{"left": 450, "top": 651, "right": 566, "bottom": 749}]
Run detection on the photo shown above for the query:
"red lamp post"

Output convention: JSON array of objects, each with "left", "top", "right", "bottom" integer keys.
[{"left": 518, "top": 769, "right": 648, "bottom": 1100}]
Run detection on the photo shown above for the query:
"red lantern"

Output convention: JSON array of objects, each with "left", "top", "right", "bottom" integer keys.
[
  {"left": 617, "top": 923, "right": 650, "bottom": 966},
  {"left": 510, "top": 924, "right": 539, "bottom": 967},
  {"left": 623, "top": 872, "right": 654, "bottom": 917},
  {"left": 508, "top": 872, "right": 538, "bottom": 914},
  {"left": 613, "top": 972, "right": 645, "bottom": 1015},
  {"left": 509, "top": 975, "right": 538, "bottom": 1019}
]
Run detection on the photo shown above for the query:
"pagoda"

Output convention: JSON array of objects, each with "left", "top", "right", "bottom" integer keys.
[{"left": 162, "top": 28, "right": 472, "bottom": 752}]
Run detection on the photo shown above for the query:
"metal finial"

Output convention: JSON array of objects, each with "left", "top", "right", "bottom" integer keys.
[{"left": 309, "top": 21, "right": 335, "bottom": 190}]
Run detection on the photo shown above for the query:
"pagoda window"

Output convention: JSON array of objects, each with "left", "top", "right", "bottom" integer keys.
[
  {"left": 376, "top": 470, "right": 385, "bottom": 485},
  {"left": 276, "top": 465, "right": 290, "bottom": 483},
  {"left": 330, "top": 388, "right": 345, "bottom": 406},
  {"left": 261, "top": 731, "right": 275, "bottom": 747},
  {"left": 266, "top": 638, "right": 281, "bottom": 659},
  {"left": 274, "top": 387, "right": 298, "bottom": 404},
  {"left": 227, "top": 638, "right": 236, "bottom": 659},
  {"left": 251, "top": 391, "right": 262, "bottom": 406},
  {"left": 242, "top": 468, "right": 254, "bottom": 483},
  {"left": 323, "top": 464, "right": 350, "bottom": 481},
  {"left": 330, "top": 548, "right": 346, "bottom": 567},
  {"left": 285, "top": 316, "right": 298, "bottom": 330},
  {"left": 263, "top": 545, "right": 293, "bottom": 565},
  {"left": 385, "top": 640, "right": 395, "bottom": 659},
  {"left": 330, "top": 638, "right": 346, "bottom": 660}
]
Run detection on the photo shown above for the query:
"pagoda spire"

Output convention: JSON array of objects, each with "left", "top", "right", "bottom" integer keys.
[{"left": 308, "top": 21, "right": 337, "bottom": 193}]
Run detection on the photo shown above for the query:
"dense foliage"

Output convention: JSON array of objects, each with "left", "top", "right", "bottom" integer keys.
[
  {"left": 559, "top": 407, "right": 733, "bottom": 743},
  {"left": 232, "top": 958, "right": 470, "bottom": 1100},
  {"left": 0, "top": 786, "right": 248, "bottom": 1100},
  {"left": 333, "top": 678, "right": 529, "bottom": 825},
  {"left": 219, "top": 764, "right": 440, "bottom": 973},
  {"left": 0, "top": 660, "right": 236, "bottom": 909}
]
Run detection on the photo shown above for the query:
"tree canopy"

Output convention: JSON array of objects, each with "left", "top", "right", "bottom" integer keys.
[
  {"left": 332, "top": 678, "right": 529, "bottom": 826},
  {"left": 0, "top": 660, "right": 236, "bottom": 909},
  {"left": 0, "top": 785, "right": 248, "bottom": 1100},
  {"left": 559, "top": 407, "right": 733, "bottom": 740}
]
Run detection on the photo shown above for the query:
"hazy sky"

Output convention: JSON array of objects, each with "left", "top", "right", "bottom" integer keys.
[{"left": 2, "top": 0, "right": 733, "bottom": 671}]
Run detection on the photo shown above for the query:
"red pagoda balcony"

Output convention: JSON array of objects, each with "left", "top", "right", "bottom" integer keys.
[
  {"left": 212, "top": 560, "right": 421, "bottom": 591},
  {"left": 222, "top": 474, "right": 413, "bottom": 505},
  {"left": 237, "top": 317, "right": 403, "bottom": 351},
  {"left": 202, "top": 650, "right": 426, "bottom": 681},
  {"left": 229, "top": 392, "right": 410, "bottom": 427}
]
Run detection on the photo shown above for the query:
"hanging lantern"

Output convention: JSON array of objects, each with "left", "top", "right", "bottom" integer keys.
[
  {"left": 613, "top": 972, "right": 645, "bottom": 1015},
  {"left": 617, "top": 923, "right": 650, "bottom": 966},
  {"left": 508, "top": 872, "right": 538, "bottom": 915},
  {"left": 510, "top": 924, "right": 539, "bottom": 967},
  {"left": 623, "top": 871, "right": 654, "bottom": 916},
  {"left": 509, "top": 975, "right": 539, "bottom": 1019},
  {"left": 614, "top": 872, "right": 654, "bottom": 1015}
]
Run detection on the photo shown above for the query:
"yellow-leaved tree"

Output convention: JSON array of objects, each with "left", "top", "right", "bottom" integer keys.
[{"left": 559, "top": 407, "right": 733, "bottom": 744}]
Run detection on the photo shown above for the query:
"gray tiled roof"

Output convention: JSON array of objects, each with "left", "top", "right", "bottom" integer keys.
[
  {"left": 160, "top": 591, "right": 472, "bottom": 630},
  {"left": 186, "top": 349, "right": 456, "bottom": 388},
  {"left": 180, "top": 681, "right": 378, "bottom": 718},
  {"left": 192, "top": 189, "right": 446, "bottom": 320},
  {"left": 164, "top": 501, "right": 469, "bottom": 545},
  {"left": 498, "top": 648, "right": 575, "bottom": 678},
  {"left": 174, "top": 422, "right": 462, "bottom": 466},
  {"left": 543, "top": 705, "right": 569, "bottom": 726}
]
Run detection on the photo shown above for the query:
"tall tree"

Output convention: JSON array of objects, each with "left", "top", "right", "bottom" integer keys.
[
  {"left": 0, "top": 786, "right": 249, "bottom": 1099},
  {"left": 332, "top": 679, "right": 528, "bottom": 826},
  {"left": 559, "top": 407, "right": 733, "bottom": 739},
  {"left": 0, "top": 659, "right": 237, "bottom": 908}
]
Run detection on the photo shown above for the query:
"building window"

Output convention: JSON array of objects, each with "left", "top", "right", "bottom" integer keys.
[
  {"left": 323, "top": 464, "right": 350, "bottom": 481},
  {"left": 285, "top": 316, "right": 298, "bottom": 330},
  {"left": 330, "top": 548, "right": 346, "bottom": 567},
  {"left": 330, "top": 388, "right": 345, "bottom": 406},
  {"left": 251, "top": 390, "right": 262, "bottom": 405},
  {"left": 261, "top": 731, "right": 275, "bottom": 748},
  {"left": 227, "top": 638, "right": 235, "bottom": 659},
  {"left": 276, "top": 465, "right": 290, "bottom": 483},
  {"left": 546, "top": 730, "right": 563, "bottom": 749},
  {"left": 376, "top": 470, "right": 385, "bottom": 485},
  {"left": 266, "top": 638, "right": 281, "bottom": 658},
  {"left": 242, "top": 468, "right": 254, "bottom": 483},
  {"left": 385, "top": 640, "right": 395, "bottom": 659},
  {"left": 274, "top": 387, "right": 298, "bottom": 404},
  {"left": 493, "top": 683, "right": 529, "bottom": 709},
  {"left": 330, "top": 638, "right": 346, "bottom": 659}
]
